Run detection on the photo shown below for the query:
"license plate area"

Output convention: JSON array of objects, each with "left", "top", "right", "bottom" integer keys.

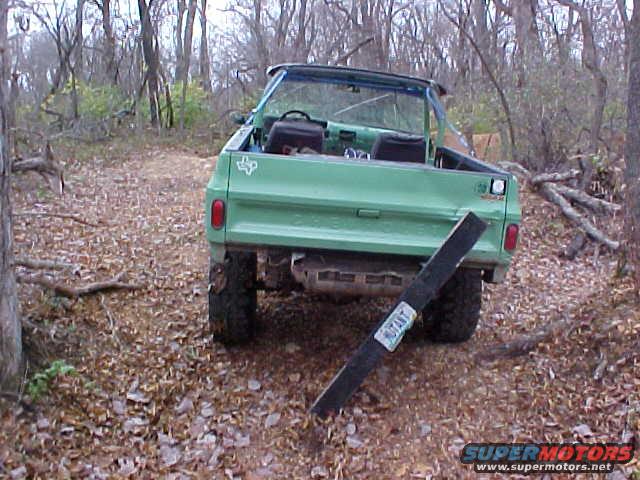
[{"left": 374, "top": 301, "right": 417, "bottom": 352}]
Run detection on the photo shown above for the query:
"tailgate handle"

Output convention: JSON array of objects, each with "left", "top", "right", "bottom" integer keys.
[{"left": 357, "top": 209, "right": 380, "bottom": 219}]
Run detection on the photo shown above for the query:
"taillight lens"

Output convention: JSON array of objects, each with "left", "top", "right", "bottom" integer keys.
[
  {"left": 211, "top": 199, "right": 225, "bottom": 229},
  {"left": 504, "top": 224, "right": 519, "bottom": 251}
]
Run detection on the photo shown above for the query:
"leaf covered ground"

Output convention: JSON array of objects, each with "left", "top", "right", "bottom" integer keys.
[{"left": 0, "top": 142, "right": 638, "bottom": 479}]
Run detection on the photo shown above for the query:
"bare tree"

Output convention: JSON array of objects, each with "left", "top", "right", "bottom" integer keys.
[
  {"left": 0, "top": 0, "right": 22, "bottom": 389},
  {"left": 494, "top": 0, "right": 541, "bottom": 87},
  {"left": 174, "top": 0, "right": 186, "bottom": 82},
  {"left": 557, "top": 0, "right": 608, "bottom": 189},
  {"left": 199, "top": 0, "right": 212, "bottom": 93},
  {"left": 74, "top": 0, "right": 85, "bottom": 81},
  {"left": 178, "top": 0, "right": 196, "bottom": 128},
  {"left": 93, "top": 0, "right": 118, "bottom": 84},
  {"left": 625, "top": 2, "right": 640, "bottom": 288},
  {"left": 138, "top": 0, "right": 161, "bottom": 127},
  {"left": 439, "top": 0, "right": 517, "bottom": 162}
]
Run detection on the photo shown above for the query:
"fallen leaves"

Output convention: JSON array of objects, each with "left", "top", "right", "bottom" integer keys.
[
  {"left": 0, "top": 144, "right": 637, "bottom": 479},
  {"left": 247, "top": 379, "right": 261, "bottom": 391},
  {"left": 175, "top": 396, "right": 193, "bottom": 414},
  {"left": 572, "top": 423, "right": 594, "bottom": 437}
]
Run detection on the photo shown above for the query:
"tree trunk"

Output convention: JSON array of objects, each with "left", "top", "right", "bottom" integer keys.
[
  {"left": 199, "top": 0, "right": 212, "bottom": 93},
  {"left": 74, "top": 0, "right": 85, "bottom": 82},
  {"left": 252, "top": 0, "right": 270, "bottom": 86},
  {"left": 174, "top": 0, "right": 186, "bottom": 82},
  {"left": 494, "top": 0, "right": 541, "bottom": 88},
  {"left": 473, "top": 0, "right": 492, "bottom": 75},
  {"left": 179, "top": 0, "right": 197, "bottom": 129},
  {"left": 101, "top": 0, "right": 117, "bottom": 85},
  {"left": 557, "top": 0, "right": 607, "bottom": 190},
  {"left": 0, "top": 0, "right": 21, "bottom": 389},
  {"left": 182, "top": 0, "right": 197, "bottom": 83},
  {"left": 625, "top": 3, "right": 640, "bottom": 290},
  {"left": 293, "top": 0, "right": 309, "bottom": 62},
  {"left": 138, "top": 0, "right": 161, "bottom": 127}
]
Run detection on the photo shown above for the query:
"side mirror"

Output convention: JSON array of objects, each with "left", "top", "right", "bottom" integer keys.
[{"left": 231, "top": 112, "right": 246, "bottom": 125}]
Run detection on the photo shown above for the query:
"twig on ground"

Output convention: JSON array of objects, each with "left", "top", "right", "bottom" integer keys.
[
  {"left": 14, "top": 211, "right": 102, "bottom": 227},
  {"left": 593, "top": 353, "right": 608, "bottom": 381},
  {"left": 14, "top": 256, "right": 79, "bottom": 271},
  {"left": 17, "top": 272, "right": 141, "bottom": 298},
  {"left": 560, "top": 232, "right": 587, "bottom": 260},
  {"left": 476, "top": 313, "right": 573, "bottom": 361},
  {"left": 99, "top": 294, "right": 122, "bottom": 346}
]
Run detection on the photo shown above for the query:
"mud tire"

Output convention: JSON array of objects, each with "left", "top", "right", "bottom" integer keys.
[
  {"left": 209, "top": 252, "right": 257, "bottom": 345},
  {"left": 422, "top": 268, "right": 482, "bottom": 343}
]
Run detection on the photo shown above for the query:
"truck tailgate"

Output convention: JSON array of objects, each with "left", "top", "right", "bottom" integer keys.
[{"left": 225, "top": 153, "right": 508, "bottom": 262}]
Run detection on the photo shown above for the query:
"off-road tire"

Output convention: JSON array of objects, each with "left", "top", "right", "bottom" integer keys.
[
  {"left": 421, "top": 268, "right": 482, "bottom": 343},
  {"left": 209, "top": 252, "right": 257, "bottom": 345}
]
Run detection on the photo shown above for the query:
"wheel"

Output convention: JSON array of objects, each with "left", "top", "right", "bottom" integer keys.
[
  {"left": 209, "top": 251, "right": 257, "bottom": 345},
  {"left": 421, "top": 268, "right": 482, "bottom": 342}
]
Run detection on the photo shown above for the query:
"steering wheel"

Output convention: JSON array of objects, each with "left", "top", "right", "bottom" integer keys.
[{"left": 279, "top": 110, "right": 312, "bottom": 122}]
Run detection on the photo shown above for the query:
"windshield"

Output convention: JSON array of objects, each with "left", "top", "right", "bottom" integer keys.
[{"left": 262, "top": 79, "right": 425, "bottom": 134}]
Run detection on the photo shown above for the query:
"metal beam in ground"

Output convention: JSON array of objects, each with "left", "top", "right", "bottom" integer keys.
[{"left": 310, "top": 211, "right": 487, "bottom": 418}]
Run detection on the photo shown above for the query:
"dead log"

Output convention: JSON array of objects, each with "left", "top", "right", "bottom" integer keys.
[
  {"left": 14, "top": 211, "right": 101, "bottom": 227},
  {"left": 541, "top": 183, "right": 620, "bottom": 250},
  {"left": 551, "top": 184, "right": 621, "bottom": 214},
  {"left": 16, "top": 272, "right": 141, "bottom": 298},
  {"left": 530, "top": 169, "right": 581, "bottom": 186},
  {"left": 560, "top": 232, "right": 587, "bottom": 260},
  {"left": 498, "top": 161, "right": 531, "bottom": 179},
  {"left": 497, "top": 161, "right": 619, "bottom": 252},
  {"left": 477, "top": 313, "right": 573, "bottom": 361},
  {"left": 13, "top": 256, "right": 79, "bottom": 271},
  {"left": 12, "top": 143, "right": 64, "bottom": 194}
]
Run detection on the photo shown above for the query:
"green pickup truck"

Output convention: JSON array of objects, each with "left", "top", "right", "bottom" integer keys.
[{"left": 205, "top": 64, "right": 521, "bottom": 345}]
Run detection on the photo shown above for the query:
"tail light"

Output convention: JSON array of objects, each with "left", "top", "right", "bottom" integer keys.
[
  {"left": 504, "top": 224, "right": 519, "bottom": 251},
  {"left": 211, "top": 199, "right": 225, "bottom": 229}
]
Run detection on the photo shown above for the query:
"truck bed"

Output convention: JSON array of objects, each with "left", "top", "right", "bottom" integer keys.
[{"left": 206, "top": 135, "right": 520, "bottom": 274}]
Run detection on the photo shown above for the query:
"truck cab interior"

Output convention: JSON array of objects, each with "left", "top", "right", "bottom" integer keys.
[{"left": 232, "top": 64, "right": 506, "bottom": 175}]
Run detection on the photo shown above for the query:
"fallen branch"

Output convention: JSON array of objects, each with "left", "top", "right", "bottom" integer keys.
[
  {"left": 17, "top": 272, "right": 141, "bottom": 298},
  {"left": 552, "top": 184, "right": 621, "bottom": 214},
  {"left": 477, "top": 313, "right": 573, "bottom": 361},
  {"left": 541, "top": 183, "right": 620, "bottom": 250},
  {"left": 14, "top": 211, "right": 101, "bottom": 227},
  {"left": 560, "top": 232, "right": 587, "bottom": 260},
  {"left": 496, "top": 161, "right": 619, "bottom": 252},
  {"left": 497, "top": 161, "right": 531, "bottom": 179},
  {"left": 14, "top": 256, "right": 79, "bottom": 271},
  {"left": 530, "top": 169, "right": 581, "bottom": 186},
  {"left": 100, "top": 294, "right": 122, "bottom": 346},
  {"left": 12, "top": 143, "right": 64, "bottom": 195}
]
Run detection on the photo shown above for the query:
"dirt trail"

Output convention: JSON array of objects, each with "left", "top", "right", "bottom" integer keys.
[{"left": 1, "top": 147, "right": 636, "bottom": 479}]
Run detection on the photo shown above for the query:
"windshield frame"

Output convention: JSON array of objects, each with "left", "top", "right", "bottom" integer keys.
[{"left": 252, "top": 72, "right": 447, "bottom": 165}]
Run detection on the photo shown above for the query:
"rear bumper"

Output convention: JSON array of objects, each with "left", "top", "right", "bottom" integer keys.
[{"left": 210, "top": 242, "right": 511, "bottom": 287}]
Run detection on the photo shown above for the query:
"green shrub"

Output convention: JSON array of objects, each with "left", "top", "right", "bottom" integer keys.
[
  {"left": 447, "top": 94, "right": 498, "bottom": 135},
  {"left": 171, "top": 81, "right": 212, "bottom": 128},
  {"left": 59, "top": 80, "right": 127, "bottom": 120},
  {"left": 27, "top": 359, "right": 76, "bottom": 400},
  {"left": 79, "top": 83, "right": 127, "bottom": 119},
  {"left": 137, "top": 81, "right": 213, "bottom": 128}
]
